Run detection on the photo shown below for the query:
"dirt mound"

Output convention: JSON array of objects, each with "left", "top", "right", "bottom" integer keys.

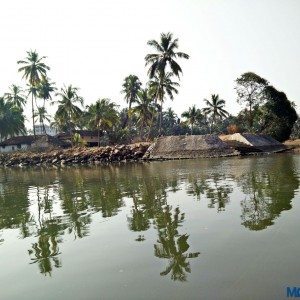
[
  {"left": 220, "top": 133, "right": 286, "bottom": 153},
  {"left": 144, "top": 135, "right": 238, "bottom": 159}
]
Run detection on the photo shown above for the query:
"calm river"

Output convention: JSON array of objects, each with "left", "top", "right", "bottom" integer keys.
[{"left": 0, "top": 154, "right": 299, "bottom": 299}]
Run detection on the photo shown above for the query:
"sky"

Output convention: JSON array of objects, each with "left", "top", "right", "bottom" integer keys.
[{"left": 0, "top": 0, "right": 299, "bottom": 128}]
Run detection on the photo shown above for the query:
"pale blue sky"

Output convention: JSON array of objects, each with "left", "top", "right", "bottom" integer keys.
[{"left": 0, "top": 0, "right": 299, "bottom": 126}]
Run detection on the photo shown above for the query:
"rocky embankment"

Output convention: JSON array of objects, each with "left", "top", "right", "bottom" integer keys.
[{"left": 0, "top": 143, "right": 151, "bottom": 167}]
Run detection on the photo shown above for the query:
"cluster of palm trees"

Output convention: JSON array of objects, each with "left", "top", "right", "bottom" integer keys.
[{"left": 0, "top": 32, "right": 230, "bottom": 144}]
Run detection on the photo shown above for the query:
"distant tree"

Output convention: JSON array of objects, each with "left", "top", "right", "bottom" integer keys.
[
  {"left": 148, "top": 72, "right": 179, "bottom": 134},
  {"left": 4, "top": 85, "right": 27, "bottom": 109},
  {"left": 235, "top": 72, "right": 268, "bottom": 129},
  {"left": 54, "top": 85, "right": 84, "bottom": 133},
  {"left": 0, "top": 97, "right": 26, "bottom": 140},
  {"left": 121, "top": 75, "right": 142, "bottom": 129},
  {"left": 202, "top": 94, "right": 229, "bottom": 131},
  {"left": 260, "top": 86, "right": 297, "bottom": 141},
  {"left": 34, "top": 107, "right": 51, "bottom": 134},
  {"left": 37, "top": 76, "right": 56, "bottom": 107},
  {"left": 181, "top": 105, "right": 202, "bottom": 135},
  {"left": 132, "top": 89, "right": 156, "bottom": 139},
  {"left": 18, "top": 50, "right": 50, "bottom": 136},
  {"left": 87, "top": 98, "right": 119, "bottom": 146}
]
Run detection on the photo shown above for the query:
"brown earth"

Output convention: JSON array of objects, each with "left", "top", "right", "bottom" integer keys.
[{"left": 284, "top": 139, "right": 300, "bottom": 153}]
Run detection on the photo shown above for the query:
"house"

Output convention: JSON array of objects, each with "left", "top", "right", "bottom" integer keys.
[
  {"left": 31, "top": 135, "right": 71, "bottom": 149},
  {"left": 0, "top": 135, "right": 71, "bottom": 153},
  {"left": 34, "top": 124, "right": 58, "bottom": 136},
  {"left": 56, "top": 130, "right": 99, "bottom": 147},
  {"left": 0, "top": 136, "right": 36, "bottom": 153}
]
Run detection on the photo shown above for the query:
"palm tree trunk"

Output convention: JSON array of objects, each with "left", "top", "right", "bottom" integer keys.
[
  {"left": 249, "top": 103, "right": 253, "bottom": 129},
  {"left": 140, "top": 123, "right": 144, "bottom": 140},
  {"left": 127, "top": 101, "right": 132, "bottom": 131},
  {"left": 158, "top": 102, "right": 163, "bottom": 136},
  {"left": 191, "top": 124, "right": 194, "bottom": 135},
  {"left": 98, "top": 127, "right": 100, "bottom": 147},
  {"left": 32, "top": 93, "right": 36, "bottom": 137},
  {"left": 42, "top": 119, "right": 46, "bottom": 135}
]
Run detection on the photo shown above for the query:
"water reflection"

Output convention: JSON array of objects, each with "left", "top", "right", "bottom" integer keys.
[
  {"left": 237, "top": 156, "right": 299, "bottom": 230},
  {"left": 154, "top": 205, "right": 200, "bottom": 281},
  {"left": 0, "top": 154, "right": 299, "bottom": 279}
]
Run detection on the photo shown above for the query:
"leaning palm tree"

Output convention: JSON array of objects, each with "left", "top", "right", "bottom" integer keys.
[
  {"left": 132, "top": 89, "right": 156, "bottom": 140},
  {"left": 181, "top": 105, "right": 202, "bottom": 135},
  {"left": 53, "top": 85, "right": 84, "bottom": 134},
  {"left": 18, "top": 50, "right": 50, "bottom": 136},
  {"left": 148, "top": 72, "right": 179, "bottom": 134},
  {"left": 202, "top": 94, "right": 229, "bottom": 130},
  {"left": 87, "top": 98, "right": 119, "bottom": 146},
  {"left": 121, "top": 75, "right": 142, "bottom": 129},
  {"left": 4, "top": 84, "right": 27, "bottom": 109}
]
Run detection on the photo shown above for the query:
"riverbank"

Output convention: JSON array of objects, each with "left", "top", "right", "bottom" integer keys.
[
  {"left": 0, "top": 142, "right": 151, "bottom": 167},
  {"left": 1, "top": 135, "right": 297, "bottom": 168},
  {"left": 284, "top": 139, "right": 300, "bottom": 153}
]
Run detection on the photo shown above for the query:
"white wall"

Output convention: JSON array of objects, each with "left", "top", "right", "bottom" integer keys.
[{"left": 0, "top": 144, "right": 30, "bottom": 153}]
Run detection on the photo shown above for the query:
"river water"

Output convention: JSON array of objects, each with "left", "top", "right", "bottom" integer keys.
[{"left": 0, "top": 154, "right": 299, "bottom": 299}]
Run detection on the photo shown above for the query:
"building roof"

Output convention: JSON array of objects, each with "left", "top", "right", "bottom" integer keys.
[
  {"left": 0, "top": 135, "right": 36, "bottom": 146},
  {"left": 56, "top": 130, "right": 99, "bottom": 139}
]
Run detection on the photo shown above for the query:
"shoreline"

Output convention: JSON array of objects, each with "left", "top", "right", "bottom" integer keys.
[{"left": 0, "top": 142, "right": 298, "bottom": 168}]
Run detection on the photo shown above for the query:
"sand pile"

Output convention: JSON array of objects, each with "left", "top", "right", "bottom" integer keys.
[{"left": 144, "top": 135, "right": 238, "bottom": 159}]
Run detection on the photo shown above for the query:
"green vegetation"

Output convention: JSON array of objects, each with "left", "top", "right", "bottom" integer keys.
[{"left": 0, "top": 35, "right": 298, "bottom": 144}]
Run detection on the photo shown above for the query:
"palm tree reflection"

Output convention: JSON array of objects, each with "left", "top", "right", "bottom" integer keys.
[{"left": 154, "top": 205, "right": 200, "bottom": 282}]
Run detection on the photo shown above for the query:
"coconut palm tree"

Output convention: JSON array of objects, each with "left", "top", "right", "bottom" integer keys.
[
  {"left": 145, "top": 33, "right": 188, "bottom": 137},
  {"left": 121, "top": 75, "right": 142, "bottom": 129},
  {"left": 38, "top": 76, "right": 56, "bottom": 107},
  {"left": 181, "top": 105, "right": 202, "bottom": 135},
  {"left": 148, "top": 72, "right": 179, "bottom": 134},
  {"left": 145, "top": 32, "right": 189, "bottom": 80},
  {"left": 4, "top": 85, "right": 27, "bottom": 109},
  {"left": 53, "top": 85, "right": 84, "bottom": 133},
  {"left": 34, "top": 107, "right": 51, "bottom": 134},
  {"left": 87, "top": 98, "right": 119, "bottom": 146},
  {"left": 17, "top": 50, "right": 50, "bottom": 136},
  {"left": 132, "top": 89, "right": 156, "bottom": 139},
  {"left": 202, "top": 94, "right": 229, "bottom": 129},
  {"left": 0, "top": 97, "right": 26, "bottom": 140}
]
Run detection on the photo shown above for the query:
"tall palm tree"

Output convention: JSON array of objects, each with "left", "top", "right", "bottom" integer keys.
[
  {"left": 145, "top": 32, "right": 189, "bottom": 137},
  {"left": 0, "top": 97, "right": 26, "bottom": 140},
  {"left": 87, "top": 98, "right": 119, "bottom": 146},
  {"left": 53, "top": 85, "right": 84, "bottom": 133},
  {"left": 17, "top": 50, "right": 50, "bottom": 136},
  {"left": 148, "top": 72, "right": 179, "bottom": 134},
  {"left": 181, "top": 105, "right": 202, "bottom": 135},
  {"left": 202, "top": 94, "right": 229, "bottom": 130},
  {"left": 4, "top": 85, "right": 27, "bottom": 109},
  {"left": 121, "top": 75, "right": 142, "bottom": 129},
  {"left": 132, "top": 89, "right": 156, "bottom": 139}
]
